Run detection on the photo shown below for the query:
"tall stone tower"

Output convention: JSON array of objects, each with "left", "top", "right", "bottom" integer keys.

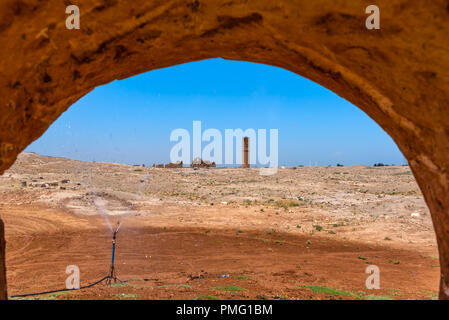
[{"left": 242, "top": 137, "right": 250, "bottom": 168}]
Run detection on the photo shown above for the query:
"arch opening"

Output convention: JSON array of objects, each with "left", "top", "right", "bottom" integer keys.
[{"left": 1, "top": 59, "right": 439, "bottom": 300}]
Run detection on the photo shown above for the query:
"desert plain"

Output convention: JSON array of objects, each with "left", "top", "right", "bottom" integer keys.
[{"left": 0, "top": 152, "right": 439, "bottom": 300}]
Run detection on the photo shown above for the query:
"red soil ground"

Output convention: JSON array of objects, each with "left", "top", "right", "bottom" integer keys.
[{"left": 1, "top": 205, "right": 439, "bottom": 300}]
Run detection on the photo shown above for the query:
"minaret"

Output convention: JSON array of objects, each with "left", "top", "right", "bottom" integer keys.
[{"left": 242, "top": 137, "right": 250, "bottom": 168}]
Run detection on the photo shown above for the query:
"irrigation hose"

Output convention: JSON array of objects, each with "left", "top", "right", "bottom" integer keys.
[
  {"left": 10, "top": 226, "right": 123, "bottom": 299},
  {"left": 9, "top": 275, "right": 109, "bottom": 298}
]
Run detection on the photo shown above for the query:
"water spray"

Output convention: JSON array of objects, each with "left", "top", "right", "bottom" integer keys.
[
  {"left": 9, "top": 221, "right": 126, "bottom": 298},
  {"left": 9, "top": 164, "right": 150, "bottom": 298}
]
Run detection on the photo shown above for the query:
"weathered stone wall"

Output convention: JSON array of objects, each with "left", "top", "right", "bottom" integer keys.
[
  {"left": 0, "top": 0, "right": 448, "bottom": 298},
  {"left": 0, "top": 219, "right": 6, "bottom": 300}
]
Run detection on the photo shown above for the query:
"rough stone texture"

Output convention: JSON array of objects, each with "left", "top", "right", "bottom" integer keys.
[
  {"left": 0, "top": 219, "right": 6, "bottom": 300},
  {"left": 0, "top": 0, "right": 448, "bottom": 298}
]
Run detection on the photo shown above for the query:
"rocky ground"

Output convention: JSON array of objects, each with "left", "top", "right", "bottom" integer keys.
[{"left": 0, "top": 152, "right": 439, "bottom": 300}]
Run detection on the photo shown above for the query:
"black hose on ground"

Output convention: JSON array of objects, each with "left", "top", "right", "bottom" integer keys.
[{"left": 9, "top": 275, "right": 109, "bottom": 298}]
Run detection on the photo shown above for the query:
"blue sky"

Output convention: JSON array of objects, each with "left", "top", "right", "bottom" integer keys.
[{"left": 26, "top": 58, "right": 405, "bottom": 166}]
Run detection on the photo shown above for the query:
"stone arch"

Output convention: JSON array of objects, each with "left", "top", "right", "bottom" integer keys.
[{"left": 0, "top": 0, "right": 448, "bottom": 299}]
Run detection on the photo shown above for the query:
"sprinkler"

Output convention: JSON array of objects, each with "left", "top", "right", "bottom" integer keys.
[
  {"left": 9, "top": 220, "right": 127, "bottom": 298},
  {"left": 106, "top": 221, "right": 123, "bottom": 285}
]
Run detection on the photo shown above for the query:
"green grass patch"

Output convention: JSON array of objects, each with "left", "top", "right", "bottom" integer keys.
[
  {"left": 193, "top": 295, "right": 221, "bottom": 300},
  {"left": 332, "top": 223, "right": 344, "bottom": 227},
  {"left": 10, "top": 295, "right": 58, "bottom": 300},
  {"left": 362, "top": 295, "right": 394, "bottom": 300},
  {"left": 159, "top": 284, "right": 192, "bottom": 289},
  {"left": 10, "top": 291, "right": 75, "bottom": 300},
  {"left": 389, "top": 259, "right": 400, "bottom": 265},
  {"left": 212, "top": 285, "right": 246, "bottom": 292},
  {"left": 110, "top": 282, "right": 128, "bottom": 288},
  {"left": 36, "top": 295, "right": 59, "bottom": 300},
  {"left": 46, "top": 291, "right": 75, "bottom": 297},
  {"left": 388, "top": 288, "right": 402, "bottom": 297},
  {"left": 236, "top": 276, "right": 251, "bottom": 280},
  {"left": 300, "top": 285, "right": 359, "bottom": 298},
  {"left": 425, "top": 291, "right": 438, "bottom": 300},
  {"left": 301, "top": 285, "right": 394, "bottom": 300}
]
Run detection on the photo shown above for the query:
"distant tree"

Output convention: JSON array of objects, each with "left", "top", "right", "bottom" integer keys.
[{"left": 336, "top": 163, "right": 344, "bottom": 167}]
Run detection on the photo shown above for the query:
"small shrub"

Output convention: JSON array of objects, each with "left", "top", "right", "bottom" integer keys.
[{"left": 212, "top": 286, "right": 246, "bottom": 292}]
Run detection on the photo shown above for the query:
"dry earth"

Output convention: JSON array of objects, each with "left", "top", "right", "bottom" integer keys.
[{"left": 0, "top": 152, "right": 440, "bottom": 300}]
